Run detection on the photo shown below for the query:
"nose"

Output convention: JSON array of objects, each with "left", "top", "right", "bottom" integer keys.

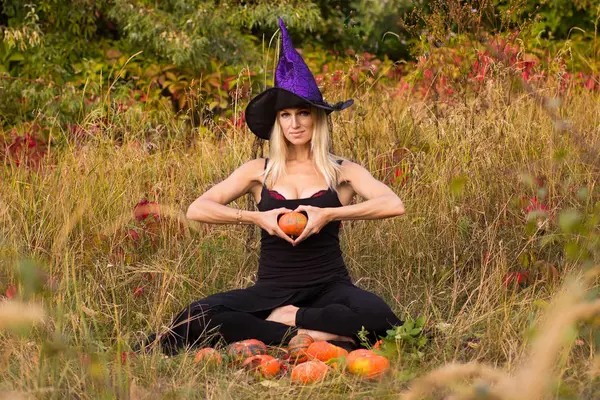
[{"left": 291, "top": 114, "right": 301, "bottom": 129}]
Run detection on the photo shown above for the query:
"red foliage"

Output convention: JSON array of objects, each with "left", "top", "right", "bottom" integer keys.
[
  {"left": 5, "top": 285, "right": 17, "bottom": 299},
  {"left": 3, "top": 126, "right": 47, "bottom": 169},
  {"left": 503, "top": 271, "right": 530, "bottom": 288},
  {"left": 524, "top": 196, "right": 549, "bottom": 214},
  {"left": 133, "top": 199, "right": 160, "bottom": 222},
  {"left": 120, "top": 352, "right": 137, "bottom": 365}
]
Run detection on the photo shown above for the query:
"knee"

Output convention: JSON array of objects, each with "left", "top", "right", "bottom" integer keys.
[{"left": 359, "top": 310, "right": 402, "bottom": 334}]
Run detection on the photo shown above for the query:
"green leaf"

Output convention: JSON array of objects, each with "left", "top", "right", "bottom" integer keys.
[
  {"left": 410, "top": 327, "right": 423, "bottom": 335},
  {"left": 415, "top": 316, "right": 426, "bottom": 327},
  {"left": 8, "top": 52, "right": 25, "bottom": 62},
  {"left": 559, "top": 209, "right": 582, "bottom": 233}
]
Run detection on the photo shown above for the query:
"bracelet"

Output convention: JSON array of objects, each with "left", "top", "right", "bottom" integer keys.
[{"left": 236, "top": 209, "right": 243, "bottom": 225}]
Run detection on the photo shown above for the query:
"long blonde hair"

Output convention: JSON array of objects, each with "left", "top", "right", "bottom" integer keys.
[{"left": 263, "top": 107, "right": 342, "bottom": 189}]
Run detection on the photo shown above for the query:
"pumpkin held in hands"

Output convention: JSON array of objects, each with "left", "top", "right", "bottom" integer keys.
[
  {"left": 346, "top": 349, "right": 390, "bottom": 380},
  {"left": 278, "top": 212, "right": 307, "bottom": 237}
]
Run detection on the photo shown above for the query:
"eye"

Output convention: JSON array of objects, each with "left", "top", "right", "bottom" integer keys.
[
  {"left": 299, "top": 110, "right": 310, "bottom": 116},
  {"left": 280, "top": 112, "right": 289, "bottom": 118}
]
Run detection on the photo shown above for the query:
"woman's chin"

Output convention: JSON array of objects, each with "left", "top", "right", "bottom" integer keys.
[{"left": 286, "top": 136, "right": 311, "bottom": 146}]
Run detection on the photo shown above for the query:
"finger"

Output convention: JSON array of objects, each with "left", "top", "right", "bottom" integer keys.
[
  {"left": 275, "top": 226, "right": 295, "bottom": 245},
  {"left": 294, "top": 205, "right": 309, "bottom": 213},
  {"left": 293, "top": 227, "right": 312, "bottom": 245}
]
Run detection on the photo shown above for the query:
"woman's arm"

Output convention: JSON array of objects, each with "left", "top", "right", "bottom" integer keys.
[
  {"left": 326, "top": 161, "right": 405, "bottom": 221},
  {"left": 186, "top": 159, "right": 263, "bottom": 224},
  {"left": 291, "top": 161, "right": 404, "bottom": 245},
  {"left": 186, "top": 159, "right": 295, "bottom": 244}
]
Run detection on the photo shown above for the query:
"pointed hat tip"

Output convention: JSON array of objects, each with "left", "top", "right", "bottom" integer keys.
[{"left": 278, "top": 17, "right": 288, "bottom": 34}]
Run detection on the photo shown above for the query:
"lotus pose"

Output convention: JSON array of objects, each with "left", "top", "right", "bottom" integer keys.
[{"left": 150, "top": 18, "right": 405, "bottom": 355}]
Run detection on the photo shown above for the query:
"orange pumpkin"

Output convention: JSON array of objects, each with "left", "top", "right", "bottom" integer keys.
[
  {"left": 290, "top": 360, "right": 329, "bottom": 384},
  {"left": 288, "top": 334, "right": 314, "bottom": 363},
  {"left": 242, "top": 355, "right": 282, "bottom": 378},
  {"left": 278, "top": 212, "right": 308, "bottom": 237},
  {"left": 346, "top": 349, "right": 390, "bottom": 380},
  {"left": 305, "top": 341, "right": 348, "bottom": 363},
  {"left": 227, "top": 339, "right": 268, "bottom": 363},
  {"left": 193, "top": 347, "right": 222, "bottom": 366}
]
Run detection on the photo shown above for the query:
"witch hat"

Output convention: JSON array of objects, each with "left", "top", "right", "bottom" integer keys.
[{"left": 245, "top": 17, "right": 354, "bottom": 140}]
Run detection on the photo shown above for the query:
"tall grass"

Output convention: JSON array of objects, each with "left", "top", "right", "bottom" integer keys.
[{"left": 0, "top": 70, "right": 599, "bottom": 398}]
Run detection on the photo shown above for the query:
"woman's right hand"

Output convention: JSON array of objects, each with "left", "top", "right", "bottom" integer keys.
[{"left": 253, "top": 207, "right": 295, "bottom": 244}]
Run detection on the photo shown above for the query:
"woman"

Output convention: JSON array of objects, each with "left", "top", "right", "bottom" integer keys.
[{"left": 150, "top": 18, "right": 405, "bottom": 356}]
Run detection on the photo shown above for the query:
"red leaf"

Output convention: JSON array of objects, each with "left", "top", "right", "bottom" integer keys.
[
  {"left": 120, "top": 352, "right": 136, "bottom": 365},
  {"left": 5, "top": 285, "right": 17, "bottom": 299},
  {"left": 127, "top": 229, "right": 141, "bottom": 242},
  {"left": 133, "top": 200, "right": 160, "bottom": 222},
  {"left": 503, "top": 271, "right": 530, "bottom": 288}
]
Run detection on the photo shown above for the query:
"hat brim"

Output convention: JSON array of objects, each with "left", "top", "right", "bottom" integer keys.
[{"left": 245, "top": 88, "right": 353, "bottom": 140}]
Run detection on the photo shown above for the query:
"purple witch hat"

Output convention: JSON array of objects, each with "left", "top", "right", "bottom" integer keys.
[{"left": 245, "top": 17, "right": 354, "bottom": 140}]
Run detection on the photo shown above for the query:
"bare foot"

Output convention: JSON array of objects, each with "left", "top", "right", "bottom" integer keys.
[
  {"left": 297, "top": 328, "right": 356, "bottom": 344},
  {"left": 266, "top": 305, "right": 299, "bottom": 326}
]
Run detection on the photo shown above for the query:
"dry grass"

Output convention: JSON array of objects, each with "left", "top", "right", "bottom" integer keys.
[{"left": 0, "top": 73, "right": 599, "bottom": 398}]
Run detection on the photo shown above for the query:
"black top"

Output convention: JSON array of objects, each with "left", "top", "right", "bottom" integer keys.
[
  {"left": 180, "top": 158, "right": 352, "bottom": 315},
  {"left": 255, "top": 158, "right": 350, "bottom": 287}
]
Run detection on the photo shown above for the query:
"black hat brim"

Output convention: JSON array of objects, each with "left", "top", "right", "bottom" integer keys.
[{"left": 245, "top": 88, "right": 353, "bottom": 140}]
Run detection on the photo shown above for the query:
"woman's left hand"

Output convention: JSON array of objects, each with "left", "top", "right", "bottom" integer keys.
[{"left": 292, "top": 205, "right": 332, "bottom": 246}]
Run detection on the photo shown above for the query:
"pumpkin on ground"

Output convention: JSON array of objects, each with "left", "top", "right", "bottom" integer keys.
[
  {"left": 346, "top": 349, "right": 390, "bottom": 380},
  {"left": 242, "top": 355, "right": 282, "bottom": 378},
  {"left": 278, "top": 212, "right": 307, "bottom": 237},
  {"left": 305, "top": 341, "right": 348, "bottom": 362},
  {"left": 193, "top": 347, "right": 223, "bottom": 366},
  {"left": 287, "top": 333, "right": 314, "bottom": 363},
  {"left": 290, "top": 360, "right": 329, "bottom": 384},
  {"left": 227, "top": 339, "right": 268, "bottom": 363}
]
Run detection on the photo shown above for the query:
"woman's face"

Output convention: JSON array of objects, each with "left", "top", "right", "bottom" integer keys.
[{"left": 277, "top": 106, "right": 314, "bottom": 146}]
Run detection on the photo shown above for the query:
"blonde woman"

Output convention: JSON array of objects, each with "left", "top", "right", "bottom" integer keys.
[{"left": 149, "top": 18, "right": 405, "bottom": 355}]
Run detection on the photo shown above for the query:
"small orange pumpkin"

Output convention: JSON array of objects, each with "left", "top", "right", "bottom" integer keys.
[
  {"left": 288, "top": 334, "right": 314, "bottom": 363},
  {"left": 290, "top": 360, "right": 329, "bottom": 384},
  {"left": 227, "top": 339, "right": 268, "bottom": 363},
  {"left": 193, "top": 347, "right": 222, "bottom": 366},
  {"left": 346, "top": 349, "right": 390, "bottom": 380},
  {"left": 242, "top": 354, "right": 282, "bottom": 378},
  {"left": 305, "top": 341, "right": 348, "bottom": 362},
  {"left": 278, "top": 212, "right": 307, "bottom": 237}
]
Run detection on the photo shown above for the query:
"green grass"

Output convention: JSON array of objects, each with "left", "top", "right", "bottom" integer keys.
[{"left": 0, "top": 77, "right": 599, "bottom": 399}]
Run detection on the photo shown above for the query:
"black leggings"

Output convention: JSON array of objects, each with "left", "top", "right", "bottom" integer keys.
[{"left": 155, "top": 281, "right": 402, "bottom": 355}]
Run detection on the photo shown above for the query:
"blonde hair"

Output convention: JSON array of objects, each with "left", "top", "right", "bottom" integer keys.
[{"left": 264, "top": 107, "right": 342, "bottom": 189}]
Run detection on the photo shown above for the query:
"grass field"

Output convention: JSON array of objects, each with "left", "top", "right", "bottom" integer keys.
[{"left": 1, "top": 72, "right": 599, "bottom": 399}]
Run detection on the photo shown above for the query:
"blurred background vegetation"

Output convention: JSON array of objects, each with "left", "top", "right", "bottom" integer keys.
[
  {"left": 1, "top": 0, "right": 598, "bottom": 130},
  {"left": 1, "top": 2, "right": 599, "bottom": 398}
]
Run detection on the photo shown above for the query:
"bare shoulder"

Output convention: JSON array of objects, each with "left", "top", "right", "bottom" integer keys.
[
  {"left": 337, "top": 159, "right": 370, "bottom": 182},
  {"left": 237, "top": 158, "right": 266, "bottom": 182}
]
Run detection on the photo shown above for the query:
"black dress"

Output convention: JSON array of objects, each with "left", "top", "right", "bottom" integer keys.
[{"left": 153, "top": 159, "right": 402, "bottom": 355}]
